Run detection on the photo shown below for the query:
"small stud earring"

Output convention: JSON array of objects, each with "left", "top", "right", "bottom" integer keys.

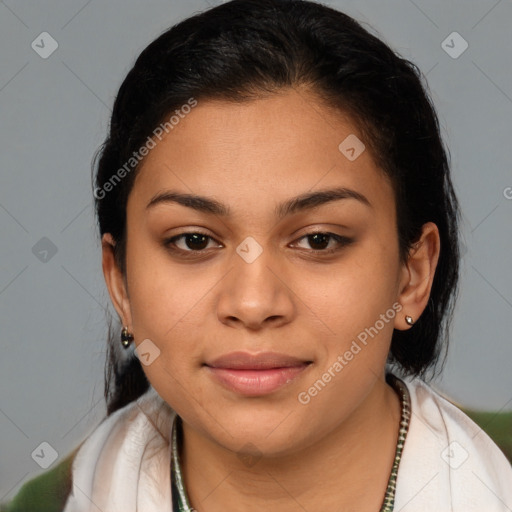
[
  {"left": 405, "top": 315, "right": 414, "bottom": 326},
  {"left": 121, "top": 326, "right": 134, "bottom": 348}
]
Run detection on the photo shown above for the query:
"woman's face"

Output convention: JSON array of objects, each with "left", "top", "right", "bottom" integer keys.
[{"left": 105, "top": 88, "right": 415, "bottom": 456}]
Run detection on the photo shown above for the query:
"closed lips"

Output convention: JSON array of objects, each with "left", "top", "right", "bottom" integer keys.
[
  {"left": 204, "top": 352, "right": 312, "bottom": 396},
  {"left": 204, "top": 351, "right": 312, "bottom": 370}
]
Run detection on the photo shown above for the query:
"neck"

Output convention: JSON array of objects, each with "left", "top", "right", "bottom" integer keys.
[{"left": 179, "top": 375, "right": 402, "bottom": 512}]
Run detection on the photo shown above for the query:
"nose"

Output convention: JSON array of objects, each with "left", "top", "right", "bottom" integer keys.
[{"left": 216, "top": 242, "right": 296, "bottom": 330}]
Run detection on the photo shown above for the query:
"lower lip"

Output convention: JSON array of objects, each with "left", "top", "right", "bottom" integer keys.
[{"left": 206, "top": 365, "right": 309, "bottom": 396}]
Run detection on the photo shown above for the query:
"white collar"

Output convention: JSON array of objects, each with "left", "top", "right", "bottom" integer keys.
[
  {"left": 63, "top": 386, "right": 176, "bottom": 512},
  {"left": 63, "top": 378, "right": 512, "bottom": 511}
]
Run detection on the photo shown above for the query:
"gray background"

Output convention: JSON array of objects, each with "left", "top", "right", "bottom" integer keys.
[{"left": 1, "top": 0, "right": 511, "bottom": 500}]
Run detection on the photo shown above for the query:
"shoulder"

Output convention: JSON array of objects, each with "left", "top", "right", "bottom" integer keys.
[
  {"left": 407, "top": 377, "right": 511, "bottom": 467},
  {"left": 395, "top": 375, "right": 512, "bottom": 512},
  {"left": 63, "top": 386, "right": 176, "bottom": 511}
]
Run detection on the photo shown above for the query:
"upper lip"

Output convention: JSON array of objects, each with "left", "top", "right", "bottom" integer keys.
[{"left": 205, "top": 351, "right": 311, "bottom": 370}]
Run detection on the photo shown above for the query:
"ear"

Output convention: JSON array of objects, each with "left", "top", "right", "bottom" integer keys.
[
  {"left": 395, "top": 222, "right": 440, "bottom": 330},
  {"left": 102, "top": 233, "right": 132, "bottom": 329}
]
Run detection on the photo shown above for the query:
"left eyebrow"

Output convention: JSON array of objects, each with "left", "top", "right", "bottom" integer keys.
[
  {"left": 145, "top": 186, "right": 372, "bottom": 218},
  {"left": 275, "top": 186, "right": 372, "bottom": 218}
]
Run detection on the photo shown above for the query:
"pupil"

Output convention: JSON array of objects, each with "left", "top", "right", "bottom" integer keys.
[
  {"left": 309, "top": 233, "right": 329, "bottom": 250},
  {"left": 187, "top": 234, "right": 208, "bottom": 250}
]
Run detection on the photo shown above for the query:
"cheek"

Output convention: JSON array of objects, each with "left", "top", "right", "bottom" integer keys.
[
  {"left": 123, "top": 235, "right": 208, "bottom": 386},
  {"left": 299, "top": 245, "right": 401, "bottom": 389},
  {"left": 308, "top": 237, "right": 400, "bottom": 332},
  {"left": 125, "top": 227, "right": 205, "bottom": 332}
]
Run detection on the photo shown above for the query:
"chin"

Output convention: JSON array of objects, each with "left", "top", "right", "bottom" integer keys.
[{"left": 197, "top": 406, "right": 315, "bottom": 458}]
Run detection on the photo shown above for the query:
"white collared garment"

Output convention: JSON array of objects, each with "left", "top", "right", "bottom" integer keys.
[{"left": 63, "top": 376, "right": 512, "bottom": 512}]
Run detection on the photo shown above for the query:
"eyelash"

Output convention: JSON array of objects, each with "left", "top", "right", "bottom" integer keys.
[{"left": 163, "top": 230, "right": 353, "bottom": 257}]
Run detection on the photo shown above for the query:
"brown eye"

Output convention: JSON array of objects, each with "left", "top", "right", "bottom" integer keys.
[
  {"left": 306, "top": 233, "right": 331, "bottom": 250},
  {"left": 164, "top": 232, "right": 221, "bottom": 253},
  {"left": 293, "top": 232, "right": 353, "bottom": 254}
]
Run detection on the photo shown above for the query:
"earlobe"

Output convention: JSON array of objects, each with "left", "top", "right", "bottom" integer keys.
[
  {"left": 101, "top": 233, "right": 132, "bottom": 328},
  {"left": 394, "top": 222, "right": 440, "bottom": 331}
]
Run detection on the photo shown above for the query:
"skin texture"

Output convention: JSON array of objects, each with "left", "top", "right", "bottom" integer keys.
[{"left": 102, "top": 87, "right": 440, "bottom": 512}]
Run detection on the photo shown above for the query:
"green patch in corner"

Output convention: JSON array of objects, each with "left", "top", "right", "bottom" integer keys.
[
  {"left": 461, "top": 409, "right": 512, "bottom": 464},
  {"left": 0, "top": 447, "right": 80, "bottom": 512}
]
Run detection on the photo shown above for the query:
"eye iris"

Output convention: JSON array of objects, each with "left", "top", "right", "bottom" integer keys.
[
  {"left": 308, "top": 233, "right": 330, "bottom": 250},
  {"left": 186, "top": 233, "right": 209, "bottom": 250}
]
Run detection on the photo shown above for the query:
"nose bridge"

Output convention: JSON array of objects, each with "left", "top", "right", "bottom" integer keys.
[
  {"left": 231, "top": 235, "right": 279, "bottom": 301},
  {"left": 216, "top": 235, "right": 293, "bottom": 327}
]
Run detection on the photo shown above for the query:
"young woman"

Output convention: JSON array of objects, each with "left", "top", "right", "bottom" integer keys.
[{"left": 3, "top": 0, "right": 511, "bottom": 511}]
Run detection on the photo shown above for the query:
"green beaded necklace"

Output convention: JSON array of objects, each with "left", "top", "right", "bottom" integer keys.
[{"left": 170, "top": 373, "right": 411, "bottom": 512}]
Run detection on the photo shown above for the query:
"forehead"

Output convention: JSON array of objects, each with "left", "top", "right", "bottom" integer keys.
[{"left": 129, "top": 89, "right": 394, "bottom": 219}]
